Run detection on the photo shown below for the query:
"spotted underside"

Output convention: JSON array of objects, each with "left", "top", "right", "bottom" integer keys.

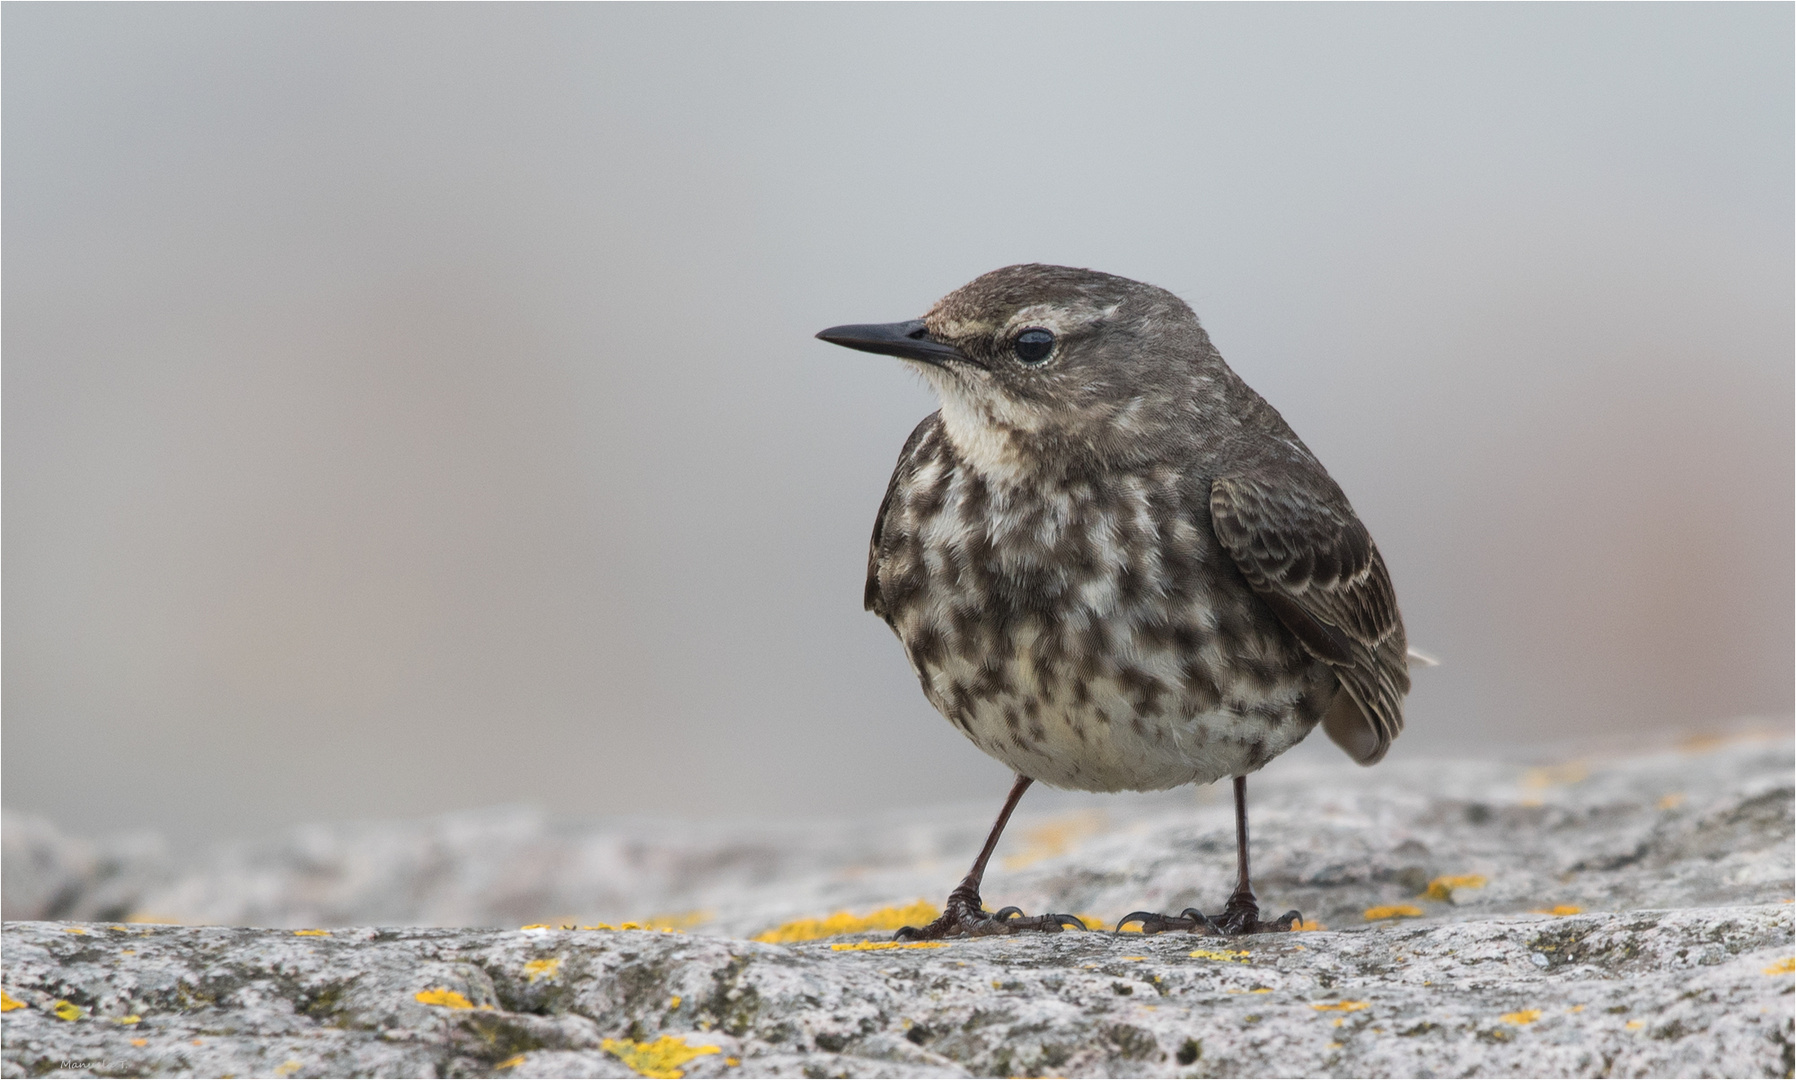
[{"left": 867, "top": 413, "right": 1339, "bottom": 792}]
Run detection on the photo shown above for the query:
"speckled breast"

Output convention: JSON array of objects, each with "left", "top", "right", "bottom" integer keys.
[{"left": 875, "top": 432, "right": 1336, "bottom": 792}]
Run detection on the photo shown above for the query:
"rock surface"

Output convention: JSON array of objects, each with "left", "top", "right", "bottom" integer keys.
[{"left": 3, "top": 736, "right": 1792, "bottom": 1078}]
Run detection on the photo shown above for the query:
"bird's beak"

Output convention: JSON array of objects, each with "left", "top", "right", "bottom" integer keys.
[{"left": 815, "top": 320, "right": 978, "bottom": 369}]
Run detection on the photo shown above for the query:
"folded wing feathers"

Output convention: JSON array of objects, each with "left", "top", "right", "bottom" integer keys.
[{"left": 1210, "top": 475, "right": 1410, "bottom": 763}]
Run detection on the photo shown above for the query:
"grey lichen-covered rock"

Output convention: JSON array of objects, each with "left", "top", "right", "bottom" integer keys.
[
  {"left": 7, "top": 736, "right": 1792, "bottom": 937},
  {"left": 3, "top": 907, "right": 1792, "bottom": 1078},
  {"left": 3, "top": 736, "right": 1793, "bottom": 1078},
  {"left": 0, "top": 816, "right": 167, "bottom": 925}
]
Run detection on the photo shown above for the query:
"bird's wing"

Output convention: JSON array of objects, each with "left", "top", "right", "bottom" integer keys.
[
  {"left": 865, "top": 413, "right": 942, "bottom": 619},
  {"left": 1210, "top": 472, "right": 1409, "bottom": 764}
]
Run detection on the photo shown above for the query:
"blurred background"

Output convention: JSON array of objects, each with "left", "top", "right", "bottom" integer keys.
[{"left": 5, "top": 4, "right": 1791, "bottom": 845}]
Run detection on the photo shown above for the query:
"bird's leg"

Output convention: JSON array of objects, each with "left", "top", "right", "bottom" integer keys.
[
  {"left": 1215, "top": 775, "right": 1303, "bottom": 934},
  {"left": 893, "top": 774, "right": 1087, "bottom": 941},
  {"left": 1117, "top": 776, "right": 1303, "bottom": 937}
]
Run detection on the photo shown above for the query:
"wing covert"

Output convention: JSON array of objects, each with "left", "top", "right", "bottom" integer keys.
[{"left": 1210, "top": 472, "right": 1410, "bottom": 764}]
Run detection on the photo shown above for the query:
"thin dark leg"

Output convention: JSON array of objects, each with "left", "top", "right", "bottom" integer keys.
[
  {"left": 1214, "top": 774, "right": 1303, "bottom": 933},
  {"left": 893, "top": 775, "right": 1086, "bottom": 941},
  {"left": 1117, "top": 774, "right": 1303, "bottom": 936},
  {"left": 1221, "top": 775, "right": 1257, "bottom": 922},
  {"left": 964, "top": 773, "right": 1034, "bottom": 896}
]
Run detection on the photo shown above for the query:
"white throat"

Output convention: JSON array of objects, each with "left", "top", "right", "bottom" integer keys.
[{"left": 934, "top": 387, "right": 1039, "bottom": 487}]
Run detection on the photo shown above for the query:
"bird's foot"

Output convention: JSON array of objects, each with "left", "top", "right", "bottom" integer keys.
[
  {"left": 893, "top": 880, "right": 1086, "bottom": 941},
  {"left": 1116, "top": 895, "right": 1302, "bottom": 937},
  {"left": 1114, "top": 907, "right": 1224, "bottom": 935},
  {"left": 1214, "top": 893, "right": 1304, "bottom": 935}
]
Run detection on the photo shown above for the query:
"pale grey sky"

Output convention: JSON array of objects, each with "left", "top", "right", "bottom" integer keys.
[{"left": 5, "top": 4, "right": 1791, "bottom": 841}]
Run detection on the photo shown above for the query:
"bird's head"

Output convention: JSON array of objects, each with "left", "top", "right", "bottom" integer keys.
[{"left": 819, "top": 264, "right": 1223, "bottom": 475}]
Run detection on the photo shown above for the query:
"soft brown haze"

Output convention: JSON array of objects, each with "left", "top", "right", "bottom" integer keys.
[{"left": 5, "top": 5, "right": 1791, "bottom": 842}]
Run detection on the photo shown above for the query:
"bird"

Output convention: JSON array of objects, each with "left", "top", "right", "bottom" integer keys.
[{"left": 816, "top": 264, "right": 1411, "bottom": 939}]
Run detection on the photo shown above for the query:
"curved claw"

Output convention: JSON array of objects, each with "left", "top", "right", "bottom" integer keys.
[
  {"left": 997, "top": 909, "right": 1087, "bottom": 934},
  {"left": 1178, "top": 907, "right": 1225, "bottom": 936},
  {"left": 1267, "top": 909, "right": 1305, "bottom": 932},
  {"left": 1116, "top": 910, "right": 1186, "bottom": 935},
  {"left": 1115, "top": 907, "right": 1226, "bottom": 936}
]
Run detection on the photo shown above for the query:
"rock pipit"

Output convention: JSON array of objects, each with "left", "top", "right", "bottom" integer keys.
[{"left": 819, "top": 265, "right": 1411, "bottom": 938}]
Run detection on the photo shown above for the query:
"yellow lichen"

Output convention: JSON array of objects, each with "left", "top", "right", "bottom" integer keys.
[
  {"left": 751, "top": 900, "right": 941, "bottom": 944},
  {"left": 642, "top": 910, "right": 712, "bottom": 932},
  {"left": 1423, "top": 874, "right": 1488, "bottom": 901},
  {"left": 114, "top": 1015, "right": 142, "bottom": 1025},
  {"left": 293, "top": 929, "right": 329, "bottom": 937},
  {"left": 1001, "top": 810, "right": 1105, "bottom": 870},
  {"left": 1363, "top": 905, "right": 1423, "bottom": 921},
  {"left": 1763, "top": 957, "right": 1795, "bottom": 975},
  {"left": 725, "top": 1058, "right": 740, "bottom": 1067},
  {"left": 826, "top": 940, "right": 948, "bottom": 952},
  {"left": 0, "top": 992, "right": 24, "bottom": 1012},
  {"left": 522, "top": 958, "right": 561, "bottom": 982},
  {"left": 1293, "top": 918, "right": 1325, "bottom": 931},
  {"left": 1521, "top": 762, "right": 1588, "bottom": 789},
  {"left": 52, "top": 999, "right": 84, "bottom": 1021},
  {"left": 519, "top": 924, "right": 552, "bottom": 931},
  {"left": 1532, "top": 905, "right": 1582, "bottom": 916},
  {"left": 1188, "top": 949, "right": 1251, "bottom": 963},
  {"left": 1312, "top": 1000, "right": 1370, "bottom": 1012},
  {"left": 1501, "top": 1009, "right": 1542, "bottom": 1025},
  {"left": 600, "top": 1035, "right": 722, "bottom": 1079},
  {"left": 130, "top": 1038, "right": 148, "bottom": 1047},
  {"left": 1251, "top": 988, "right": 1273, "bottom": 994},
  {"left": 274, "top": 1061, "right": 303, "bottom": 1077},
  {"left": 415, "top": 987, "right": 479, "bottom": 1010},
  {"left": 63, "top": 926, "right": 88, "bottom": 935},
  {"left": 495, "top": 1054, "right": 528, "bottom": 1069},
  {"left": 1625, "top": 1019, "right": 1644, "bottom": 1030},
  {"left": 668, "top": 995, "right": 681, "bottom": 1009}
]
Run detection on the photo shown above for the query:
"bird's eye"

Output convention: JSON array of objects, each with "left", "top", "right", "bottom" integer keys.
[{"left": 1013, "top": 328, "right": 1055, "bottom": 364}]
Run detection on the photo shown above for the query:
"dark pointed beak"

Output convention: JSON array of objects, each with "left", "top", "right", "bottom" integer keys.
[{"left": 815, "top": 320, "right": 977, "bottom": 369}]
